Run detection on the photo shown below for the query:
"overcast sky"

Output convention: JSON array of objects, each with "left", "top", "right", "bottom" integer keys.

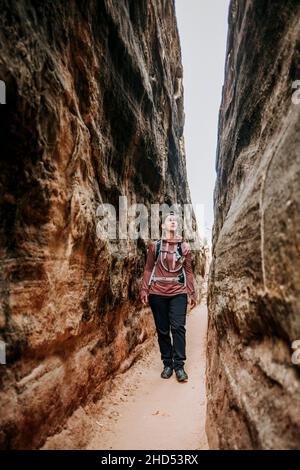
[{"left": 175, "top": 0, "right": 230, "bottom": 247}]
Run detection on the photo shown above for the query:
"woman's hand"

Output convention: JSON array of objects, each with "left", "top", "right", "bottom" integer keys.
[
  {"left": 141, "top": 293, "right": 148, "bottom": 306},
  {"left": 188, "top": 297, "right": 196, "bottom": 310}
]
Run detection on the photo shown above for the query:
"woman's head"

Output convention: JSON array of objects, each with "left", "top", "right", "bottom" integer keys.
[{"left": 161, "top": 211, "right": 181, "bottom": 236}]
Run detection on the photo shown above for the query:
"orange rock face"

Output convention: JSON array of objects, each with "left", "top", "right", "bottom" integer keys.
[
  {"left": 206, "top": 0, "right": 300, "bottom": 450},
  {"left": 0, "top": 0, "right": 206, "bottom": 449}
]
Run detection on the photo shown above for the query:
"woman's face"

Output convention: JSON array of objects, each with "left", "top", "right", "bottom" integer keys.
[{"left": 163, "top": 215, "right": 178, "bottom": 232}]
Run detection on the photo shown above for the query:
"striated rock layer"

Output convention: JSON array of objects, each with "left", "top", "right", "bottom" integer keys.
[
  {"left": 0, "top": 0, "right": 206, "bottom": 449},
  {"left": 206, "top": 0, "right": 300, "bottom": 450}
]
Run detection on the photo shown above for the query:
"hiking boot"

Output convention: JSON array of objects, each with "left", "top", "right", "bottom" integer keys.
[
  {"left": 175, "top": 367, "right": 188, "bottom": 382},
  {"left": 161, "top": 366, "right": 173, "bottom": 379}
]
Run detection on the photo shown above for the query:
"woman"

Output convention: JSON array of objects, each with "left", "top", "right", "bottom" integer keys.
[{"left": 139, "top": 211, "right": 196, "bottom": 382}]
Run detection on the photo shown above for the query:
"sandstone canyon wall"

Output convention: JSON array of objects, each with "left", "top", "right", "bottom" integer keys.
[
  {"left": 206, "top": 0, "right": 300, "bottom": 449},
  {"left": 0, "top": 0, "right": 206, "bottom": 449}
]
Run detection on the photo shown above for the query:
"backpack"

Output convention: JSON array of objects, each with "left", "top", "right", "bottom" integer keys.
[
  {"left": 148, "top": 239, "right": 186, "bottom": 285},
  {"left": 154, "top": 239, "right": 183, "bottom": 261}
]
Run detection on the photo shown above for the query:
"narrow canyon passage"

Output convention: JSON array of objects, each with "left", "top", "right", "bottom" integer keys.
[
  {"left": 2, "top": 0, "right": 300, "bottom": 451},
  {"left": 41, "top": 303, "right": 208, "bottom": 450},
  {"left": 0, "top": 1, "right": 210, "bottom": 450}
]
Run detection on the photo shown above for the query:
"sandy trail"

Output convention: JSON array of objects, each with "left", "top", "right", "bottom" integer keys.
[
  {"left": 42, "top": 302, "right": 208, "bottom": 450},
  {"left": 87, "top": 302, "right": 208, "bottom": 450}
]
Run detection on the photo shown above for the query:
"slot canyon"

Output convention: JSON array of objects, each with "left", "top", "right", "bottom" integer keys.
[{"left": 0, "top": 0, "right": 300, "bottom": 451}]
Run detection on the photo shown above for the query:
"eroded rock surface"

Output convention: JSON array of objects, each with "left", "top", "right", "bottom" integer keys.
[
  {"left": 0, "top": 0, "right": 205, "bottom": 449},
  {"left": 206, "top": 0, "right": 300, "bottom": 450}
]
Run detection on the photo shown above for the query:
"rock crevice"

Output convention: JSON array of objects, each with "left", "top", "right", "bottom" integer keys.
[
  {"left": 206, "top": 0, "right": 300, "bottom": 450},
  {"left": 0, "top": 0, "right": 206, "bottom": 449}
]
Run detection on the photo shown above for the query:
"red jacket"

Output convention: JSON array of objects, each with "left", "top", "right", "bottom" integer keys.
[{"left": 139, "top": 237, "right": 196, "bottom": 302}]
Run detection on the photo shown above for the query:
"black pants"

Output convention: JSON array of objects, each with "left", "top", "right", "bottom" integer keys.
[{"left": 148, "top": 293, "right": 188, "bottom": 371}]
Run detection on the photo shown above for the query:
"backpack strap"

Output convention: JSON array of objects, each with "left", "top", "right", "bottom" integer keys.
[
  {"left": 149, "top": 240, "right": 186, "bottom": 286},
  {"left": 156, "top": 240, "right": 182, "bottom": 258},
  {"left": 155, "top": 239, "right": 162, "bottom": 261},
  {"left": 177, "top": 241, "right": 182, "bottom": 257},
  {"left": 148, "top": 239, "right": 162, "bottom": 286}
]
